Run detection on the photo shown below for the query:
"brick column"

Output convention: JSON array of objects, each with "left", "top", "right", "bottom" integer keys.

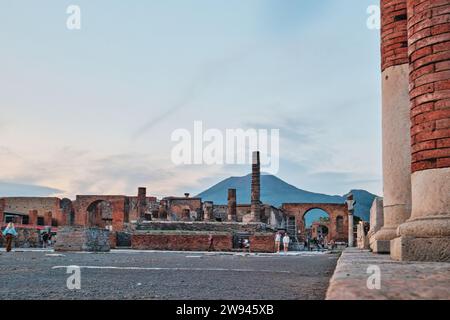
[
  {"left": 391, "top": 0, "right": 450, "bottom": 261},
  {"left": 372, "top": 0, "right": 412, "bottom": 253},
  {"left": 44, "top": 211, "right": 52, "bottom": 226},
  {"left": 28, "top": 210, "right": 38, "bottom": 226},
  {"left": 227, "top": 189, "right": 237, "bottom": 222},
  {"left": 250, "top": 151, "right": 261, "bottom": 222},
  {"left": 137, "top": 187, "right": 147, "bottom": 220}
]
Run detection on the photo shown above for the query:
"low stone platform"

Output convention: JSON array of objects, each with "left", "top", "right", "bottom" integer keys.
[
  {"left": 135, "top": 221, "right": 273, "bottom": 233},
  {"left": 326, "top": 248, "right": 450, "bottom": 300}
]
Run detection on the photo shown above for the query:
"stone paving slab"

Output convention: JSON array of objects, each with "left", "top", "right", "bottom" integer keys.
[{"left": 326, "top": 248, "right": 450, "bottom": 300}]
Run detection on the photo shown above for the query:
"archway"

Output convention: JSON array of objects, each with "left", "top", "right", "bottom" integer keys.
[
  {"left": 304, "top": 208, "right": 330, "bottom": 243},
  {"left": 86, "top": 200, "right": 113, "bottom": 228},
  {"left": 281, "top": 203, "right": 349, "bottom": 243}
]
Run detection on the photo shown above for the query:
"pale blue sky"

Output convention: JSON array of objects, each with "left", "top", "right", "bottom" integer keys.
[{"left": 0, "top": 0, "right": 381, "bottom": 198}]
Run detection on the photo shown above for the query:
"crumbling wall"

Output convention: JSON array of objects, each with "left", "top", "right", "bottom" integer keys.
[
  {"left": 54, "top": 226, "right": 110, "bottom": 252},
  {"left": 132, "top": 231, "right": 232, "bottom": 251}
]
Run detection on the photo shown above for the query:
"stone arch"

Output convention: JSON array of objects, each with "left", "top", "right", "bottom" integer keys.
[
  {"left": 86, "top": 200, "right": 113, "bottom": 228},
  {"left": 281, "top": 203, "right": 349, "bottom": 243},
  {"left": 73, "top": 195, "right": 126, "bottom": 231}
]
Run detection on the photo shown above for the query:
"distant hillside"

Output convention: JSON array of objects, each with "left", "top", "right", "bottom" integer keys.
[{"left": 196, "top": 174, "right": 377, "bottom": 221}]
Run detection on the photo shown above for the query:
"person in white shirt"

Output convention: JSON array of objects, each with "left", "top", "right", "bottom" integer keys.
[
  {"left": 275, "top": 232, "right": 281, "bottom": 253},
  {"left": 282, "top": 233, "right": 290, "bottom": 253}
]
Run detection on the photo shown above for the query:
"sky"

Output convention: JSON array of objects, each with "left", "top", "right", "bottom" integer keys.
[{"left": 0, "top": 0, "right": 382, "bottom": 199}]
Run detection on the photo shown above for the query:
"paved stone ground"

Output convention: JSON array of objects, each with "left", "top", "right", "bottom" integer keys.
[
  {"left": 0, "top": 249, "right": 338, "bottom": 300},
  {"left": 326, "top": 248, "right": 450, "bottom": 300}
]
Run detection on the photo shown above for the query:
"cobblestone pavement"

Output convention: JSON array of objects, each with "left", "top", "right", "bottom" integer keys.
[
  {"left": 0, "top": 249, "right": 338, "bottom": 300},
  {"left": 326, "top": 248, "right": 450, "bottom": 300}
]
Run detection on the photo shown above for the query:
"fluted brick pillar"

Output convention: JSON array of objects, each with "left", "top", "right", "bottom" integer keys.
[
  {"left": 372, "top": 0, "right": 412, "bottom": 253},
  {"left": 227, "top": 189, "right": 237, "bottom": 222},
  {"left": 391, "top": 0, "right": 450, "bottom": 261}
]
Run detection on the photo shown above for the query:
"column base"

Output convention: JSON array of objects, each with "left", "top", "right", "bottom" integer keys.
[
  {"left": 370, "top": 226, "right": 397, "bottom": 253},
  {"left": 391, "top": 236, "right": 450, "bottom": 262},
  {"left": 370, "top": 240, "right": 391, "bottom": 253}
]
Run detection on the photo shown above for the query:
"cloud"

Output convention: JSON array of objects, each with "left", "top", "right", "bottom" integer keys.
[{"left": 0, "top": 181, "right": 62, "bottom": 197}]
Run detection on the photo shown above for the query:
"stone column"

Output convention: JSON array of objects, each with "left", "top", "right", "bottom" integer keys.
[
  {"left": 203, "top": 201, "right": 213, "bottom": 221},
  {"left": 348, "top": 213, "right": 354, "bottom": 247},
  {"left": 250, "top": 151, "right": 261, "bottom": 222},
  {"left": 391, "top": 0, "right": 450, "bottom": 262},
  {"left": 346, "top": 194, "right": 356, "bottom": 247},
  {"left": 227, "top": 189, "right": 237, "bottom": 222},
  {"left": 372, "top": 0, "right": 412, "bottom": 253},
  {"left": 137, "top": 187, "right": 147, "bottom": 220},
  {"left": 28, "top": 210, "right": 38, "bottom": 226}
]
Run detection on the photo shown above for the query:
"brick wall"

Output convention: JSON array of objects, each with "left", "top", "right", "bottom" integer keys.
[
  {"left": 407, "top": 0, "right": 450, "bottom": 172},
  {"left": 249, "top": 233, "right": 275, "bottom": 253},
  {"left": 132, "top": 232, "right": 233, "bottom": 251},
  {"left": 381, "top": 0, "right": 409, "bottom": 71}
]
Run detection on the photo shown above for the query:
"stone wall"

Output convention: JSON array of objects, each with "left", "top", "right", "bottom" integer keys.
[
  {"left": 54, "top": 226, "right": 110, "bottom": 252},
  {"left": 136, "top": 221, "right": 272, "bottom": 233},
  {"left": 132, "top": 231, "right": 233, "bottom": 251},
  {"left": 249, "top": 233, "right": 275, "bottom": 253},
  {"left": 0, "top": 227, "right": 40, "bottom": 248}
]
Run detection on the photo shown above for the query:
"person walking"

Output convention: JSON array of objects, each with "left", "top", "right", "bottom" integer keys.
[
  {"left": 2, "top": 222, "right": 18, "bottom": 252},
  {"left": 275, "top": 232, "right": 281, "bottom": 253},
  {"left": 282, "top": 232, "right": 290, "bottom": 254},
  {"left": 208, "top": 234, "right": 214, "bottom": 252},
  {"left": 42, "top": 231, "right": 49, "bottom": 249}
]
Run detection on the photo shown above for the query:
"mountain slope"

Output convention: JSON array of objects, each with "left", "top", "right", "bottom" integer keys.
[{"left": 196, "top": 174, "right": 377, "bottom": 221}]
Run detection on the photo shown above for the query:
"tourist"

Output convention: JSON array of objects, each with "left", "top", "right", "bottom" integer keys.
[
  {"left": 2, "top": 222, "right": 18, "bottom": 252},
  {"left": 243, "top": 238, "right": 250, "bottom": 253},
  {"left": 283, "top": 233, "right": 290, "bottom": 253},
  {"left": 275, "top": 232, "right": 281, "bottom": 253},
  {"left": 208, "top": 234, "right": 214, "bottom": 251},
  {"left": 42, "top": 231, "right": 49, "bottom": 248},
  {"left": 47, "top": 230, "right": 53, "bottom": 247}
]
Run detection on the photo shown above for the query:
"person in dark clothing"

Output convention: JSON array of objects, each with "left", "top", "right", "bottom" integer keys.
[
  {"left": 42, "top": 231, "right": 49, "bottom": 248},
  {"left": 208, "top": 234, "right": 214, "bottom": 251}
]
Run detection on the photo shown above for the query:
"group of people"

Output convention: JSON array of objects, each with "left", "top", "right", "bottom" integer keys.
[
  {"left": 1, "top": 223, "right": 53, "bottom": 252},
  {"left": 275, "top": 231, "right": 290, "bottom": 253}
]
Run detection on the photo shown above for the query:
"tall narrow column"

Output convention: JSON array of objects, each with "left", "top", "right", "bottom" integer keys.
[
  {"left": 372, "top": 0, "right": 412, "bottom": 253},
  {"left": 346, "top": 194, "right": 356, "bottom": 247},
  {"left": 391, "top": 0, "right": 450, "bottom": 261},
  {"left": 137, "top": 187, "right": 147, "bottom": 220},
  {"left": 250, "top": 151, "right": 261, "bottom": 222},
  {"left": 227, "top": 189, "right": 237, "bottom": 222}
]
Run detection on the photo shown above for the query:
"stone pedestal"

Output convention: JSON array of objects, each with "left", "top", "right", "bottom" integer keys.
[
  {"left": 392, "top": 168, "right": 450, "bottom": 261},
  {"left": 54, "top": 226, "right": 110, "bottom": 252},
  {"left": 368, "top": 198, "right": 384, "bottom": 251}
]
